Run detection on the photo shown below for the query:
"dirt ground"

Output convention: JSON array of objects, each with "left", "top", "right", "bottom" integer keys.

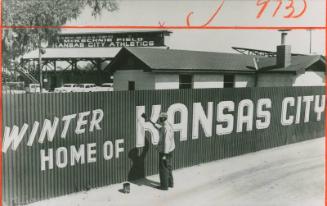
[{"left": 28, "top": 137, "right": 325, "bottom": 206}]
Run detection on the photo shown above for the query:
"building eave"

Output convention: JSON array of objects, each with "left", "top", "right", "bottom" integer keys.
[
  {"left": 256, "top": 70, "right": 297, "bottom": 74},
  {"left": 150, "top": 69, "right": 256, "bottom": 74}
]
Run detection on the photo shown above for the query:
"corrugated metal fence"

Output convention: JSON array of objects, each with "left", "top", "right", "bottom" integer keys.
[{"left": 2, "top": 87, "right": 325, "bottom": 205}]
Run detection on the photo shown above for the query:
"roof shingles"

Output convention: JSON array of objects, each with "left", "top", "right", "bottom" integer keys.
[
  {"left": 256, "top": 55, "right": 324, "bottom": 73},
  {"left": 119, "top": 47, "right": 324, "bottom": 74},
  {"left": 125, "top": 47, "right": 257, "bottom": 72}
]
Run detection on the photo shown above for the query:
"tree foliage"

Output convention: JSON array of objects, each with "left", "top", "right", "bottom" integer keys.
[{"left": 2, "top": 0, "right": 118, "bottom": 67}]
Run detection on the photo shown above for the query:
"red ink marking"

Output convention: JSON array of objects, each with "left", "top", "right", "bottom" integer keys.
[
  {"left": 256, "top": 0, "right": 270, "bottom": 19},
  {"left": 292, "top": 0, "right": 307, "bottom": 18},
  {"left": 186, "top": 12, "right": 194, "bottom": 27},
  {"left": 0, "top": 0, "right": 3, "bottom": 205},
  {"left": 284, "top": 0, "right": 295, "bottom": 18},
  {"left": 272, "top": 0, "right": 283, "bottom": 17},
  {"left": 257, "top": 0, "right": 307, "bottom": 19},
  {"left": 158, "top": 21, "right": 166, "bottom": 27},
  {"left": 186, "top": 0, "right": 225, "bottom": 27},
  {"left": 1, "top": 25, "right": 324, "bottom": 30}
]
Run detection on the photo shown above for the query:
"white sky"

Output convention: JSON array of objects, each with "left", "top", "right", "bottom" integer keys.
[{"left": 63, "top": 0, "right": 326, "bottom": 55}]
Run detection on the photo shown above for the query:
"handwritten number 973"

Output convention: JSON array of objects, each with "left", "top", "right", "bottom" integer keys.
[{"left": 256, "top": 0, "right": 307, "bottom": 19}]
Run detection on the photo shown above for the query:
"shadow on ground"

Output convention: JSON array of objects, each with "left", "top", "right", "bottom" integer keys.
[{"left": 118, "top": 138, "right": 160, "bottom": 193}]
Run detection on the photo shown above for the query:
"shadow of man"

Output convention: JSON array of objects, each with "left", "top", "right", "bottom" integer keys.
[{"left": 127, "top": 138, "right": 160, "bottom": 188}]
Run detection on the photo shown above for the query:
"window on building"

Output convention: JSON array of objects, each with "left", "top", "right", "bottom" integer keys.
[
  {"left": 224, "top": 75, "right": 234, "bottom": 88},
  {"left": 179, "top": 75, "right": 193, "bottom": 89},
  {"left": 128, "top": 81, "right": 135, "bottom": 91}
]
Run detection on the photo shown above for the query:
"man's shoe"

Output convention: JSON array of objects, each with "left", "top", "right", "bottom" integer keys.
[
  {"left": 169, "top": 184, "right": 174, "bottom": 188},
  {"left": 155, "top": 186, "right": 168, "bottom": 190}
]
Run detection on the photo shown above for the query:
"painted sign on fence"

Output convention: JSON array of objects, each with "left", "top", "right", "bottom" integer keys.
[{"left": 2, "top": 87, "right": 325, "bottom": 205}]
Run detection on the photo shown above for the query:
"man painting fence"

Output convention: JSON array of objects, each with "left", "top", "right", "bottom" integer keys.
[{"left": 142, "top": 112, "right": 175, "bottom": 190}]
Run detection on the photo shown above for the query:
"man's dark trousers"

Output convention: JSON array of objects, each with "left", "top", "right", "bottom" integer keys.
[{"left": 159, "top": 152, "right": 173, "bottom": 190}]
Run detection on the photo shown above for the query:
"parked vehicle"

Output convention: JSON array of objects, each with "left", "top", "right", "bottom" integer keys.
[
  {"left": 75, "top": 84, "right": 97, "bottom": 92},
  {"left": 26, "top": 84, "right": 47, "bottom": 93},
  {"left": 89, "top": 83, "right": 114, "bottom": 92},
  {"left": 3, "top": 83, "right": 26, "bottom": 94},
  {"left": 54, "top": 83, "right": 113, "bottom": 93},
  {"left": 54, "top": 84, "right": 78, "bottom": 93},
  {"left": 100, "top": 83, "right": 114, "bottom": 91}
]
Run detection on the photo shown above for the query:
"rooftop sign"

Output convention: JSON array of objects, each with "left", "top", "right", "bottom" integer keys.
[{"left": 50, "top": 31, "right": 170, "bottom": 48}]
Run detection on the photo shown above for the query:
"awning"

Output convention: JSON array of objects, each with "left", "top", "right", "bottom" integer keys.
[{"left": 23, "top": 47, "right": 122, "bottom": 60}]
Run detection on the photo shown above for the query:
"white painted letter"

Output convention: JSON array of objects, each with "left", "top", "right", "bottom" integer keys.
[
  {"left": 87, "top": 143, "right": 97, "bottom": 163},
  {"left": 295, "top": 96, "right": 302, "bottom": 124},
  {"left": 56, "top": 147, "right": 68, "bottom": 168},
  {"left": 40, "top": 149, "right": 53, "bottom": 171},
  {"left": 115, "top": 139, "right": 125, "bottom": 158},
  {"left": 75, "top": 111, "right": 91, "bottom": 135},
  {"left": 61, "top": 114, "right": 76, "bottom": 138},
  {"left": 38, "top": 118, "right": 59, "bottom": 143},
  {"left": 27, "top": 121, "right": 39, "bottom": 146},
  {"left": 314, "top": 95, "right": 325, "bottom": 121},
  {"left": 256, "top": 98, "right": 271, "bottom": 129},
  {"left": 103, "top": 141, "right": 114, "bottom": 160},
  {"left": 303, "top": 95, "right": 314, "bottom": 123},
  {"left": 89, "top": 109, "right": 104, "bottom": 132},
  {"left": 2, "top": 124, "right": 29, "bottom": 153},
  {"left": 216, "top": 101, "right": 235, "bottom": 135},
  {"left": 237, "top": 99, "right": 254, "bottom": 132},
  {"left": 70, "top": 144, "right": 85, "bottom": 166},
  {"left": 167, "top": 103, "right": 188, "bottom": 141},
  {"left": 136, "top": 105, "right": 161, "bottom": 147},
  {"left": 281, "top": 97, "right": 295, "bottom": 126},
  {"left": 192, "top": 102, "right": 213, "bottom": 139}
]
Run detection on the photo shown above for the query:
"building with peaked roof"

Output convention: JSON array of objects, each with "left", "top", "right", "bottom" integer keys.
[
  {"left": 18, "top": 30, "right": 171, "bottom": 90},
  {"left": 255, "top": 55, "right": 325, "bottom": 87},
  {"left": 106, "top": 45, "right": 325, "bottom": 91}
]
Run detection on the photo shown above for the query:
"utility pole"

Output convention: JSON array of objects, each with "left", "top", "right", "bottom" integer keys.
[
  {"left": 309, "top": 29, "right": 312, "bottom": 54},
  {"left": 38, "top": 36, "right": 48, "bottom": 92},
  {"left": 38, "top": 38, "right": 43, "bottom": 92}
]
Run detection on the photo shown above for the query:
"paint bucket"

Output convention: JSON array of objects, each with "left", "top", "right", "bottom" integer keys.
[{"left": 123, "top": 182, "right": 130, "bottom": 194}]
